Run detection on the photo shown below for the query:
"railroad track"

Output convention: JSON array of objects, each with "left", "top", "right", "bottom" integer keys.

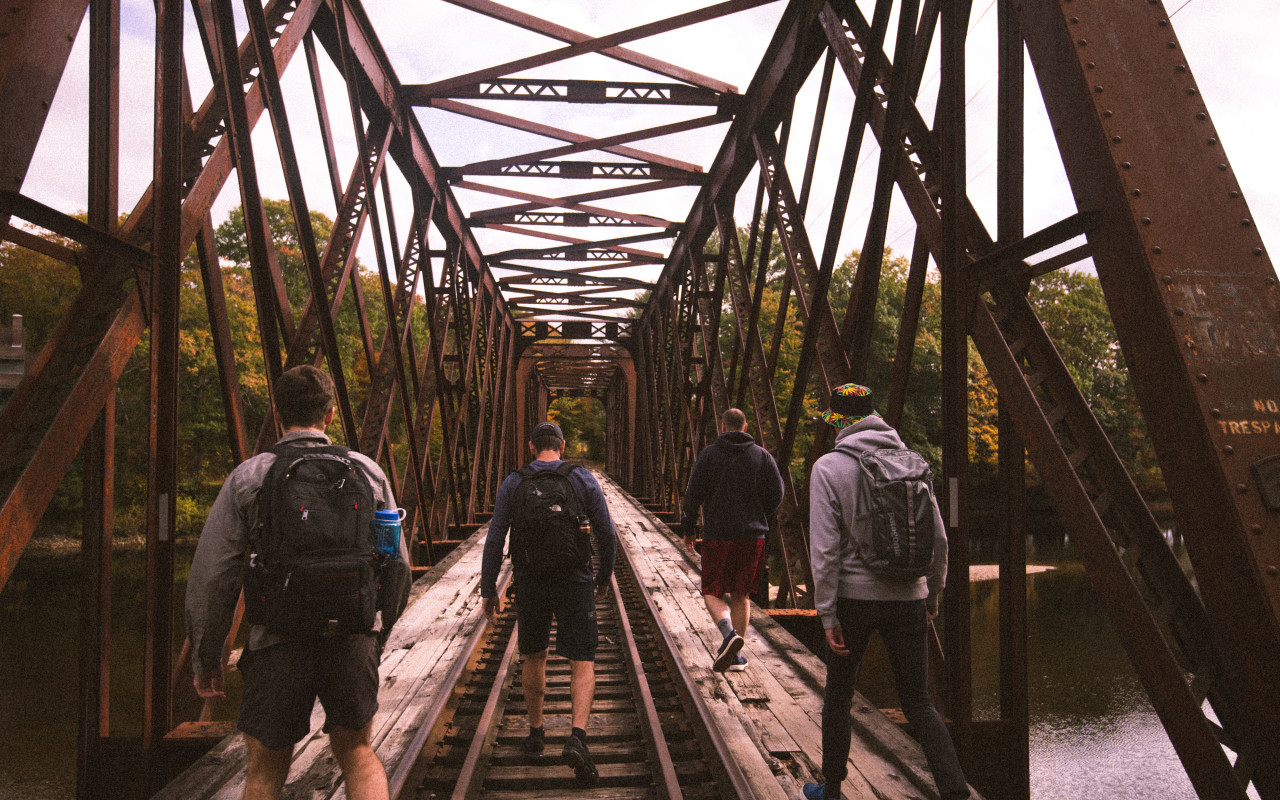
[{"left": 399, "top": 545, "right": 755, "bottom": 800}]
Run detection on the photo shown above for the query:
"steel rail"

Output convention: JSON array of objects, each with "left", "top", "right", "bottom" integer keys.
[
  {"left": 449, "top": 619, "right": 521, "bottom": 800},
  {"left": 608, "top": 571, "right": 683, "bottom": 800},
  {"left": 385, "top": 572, "right": 511, "bottom": 799},
  {"left": 614, "top": 538, "right": 761, "bottom": 800}
]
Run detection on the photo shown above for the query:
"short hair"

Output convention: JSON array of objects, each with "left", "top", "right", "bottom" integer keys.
[
  {"left": 721, "top": 408, "right": 747, "bottom": 431},
  {"left": 532, "top": 433, "right": 563, "bottom": 453},
  {"left": 274, "top": 365, "right": 335, "bottom": 429}
]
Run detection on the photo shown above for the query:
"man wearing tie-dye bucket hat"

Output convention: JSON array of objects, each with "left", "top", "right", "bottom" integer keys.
[{"left": 802, "top": 383, "right": 971, "bottom": 800}]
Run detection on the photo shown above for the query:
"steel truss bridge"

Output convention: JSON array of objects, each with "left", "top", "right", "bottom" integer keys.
[{"left": 0, "top": 1, "right": 1277, "bottom": 798}]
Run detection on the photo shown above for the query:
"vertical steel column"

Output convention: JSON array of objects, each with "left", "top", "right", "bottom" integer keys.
[
  {"left": 78, "top": 0, "right": 118, "bottom": 793},
  {"left": 995, "top": 0, "right": 1029, "bottom": 796},
  {"left": 939, "top": 0, "right": 974, "bottom": 737},
  {"left": 143, "top": 0, "right": 183, "bottom": 759}
]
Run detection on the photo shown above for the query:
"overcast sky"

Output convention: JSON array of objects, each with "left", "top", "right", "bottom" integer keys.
[{"left": 20, "top": 0, "right": 1280, "bottom": 278}]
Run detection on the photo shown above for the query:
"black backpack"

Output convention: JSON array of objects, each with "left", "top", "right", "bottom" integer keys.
[
  {"left": 509, "top": 463, "right": 591, "bottom": 578},
  {"left": 839, "top": 448, "right": 939, "bottom": 580},
  {"left": 244, "top": 443, "right": 380, "bottom": 637}
]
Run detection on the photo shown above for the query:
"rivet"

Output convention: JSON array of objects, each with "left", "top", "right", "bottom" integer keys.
[
  {"left": 1152, "top": 246, "right": 1163, "bottom": 254},
  {"left": 1230, "top": 190, "right": 1240, "bottom": 199},
  {"left": 1158, "top": 18, "right": 1168, "bottom": 26},
  {"left": 1238, "top": 483, "right": 1249, "bottom": 493},
  {"left": 1242, "top": 219, "right": 1252, "bottom": 227},
  {"left": 1252, "top": 524, "right": 1264, "bottom": 534},
  {"left": 1079, "top": 39, "right": 1088, "bottom": 46},
  {"left": 1210, "top": 408, "right": 1221, "bottom": 417},
  {"left": 1256, "top": 249, "right": 1266, "bottom": 258},
  {"left": 1224, "top": 445, "right": 1234, "bottom": 454},
  {"left": 1167, "top": 41, "right": 1177, "bottom": 49},
  {"left": 1071, "top": 16, "right": 1080, "bottom": 23},
  {"left": 1132, "top": 189, "right": 1142, "bottom": 197},
  {"left": 1112, "top": 136, "right": 1123, "bottom": 144},
  {"left": 1218, "top": 164, "right": 1228, "bottom": 171},
  {"left": 1103, "top": 109, "right": 1113, "bottom": 117},
  {"left": 1186, "top": 87, "right": 1197, "bottom": 96},
  {"left": 1142, "top": 217, "right": 1152, "bottom": 225},
  {"left": 1094, "top": 85, "right": 1104, "bottom": 93},
  {"left": 1087, "top": 62, "right": 1096, "bottom": 69},
  {"left": 1207, "top": 137, "right": 1217, "bottom": 145},
  {"left": 1176, "top": 65, "right": 1187, "bottom": 72},
  {"left": 1173, "top": 308, "right": 1184, "bottom": 316},
  {"left": 1197, "top": 373, "right": 1209, "bottom": 382},
  {"left": 1197, "top": 112, "right": 1207, "bottom": 120},
  {"left": 1269, "top": 565, "right": 1280, "bottom": 577},
  {"left": 1121, "top": 161, "right": 1132, "bottom": 169}
]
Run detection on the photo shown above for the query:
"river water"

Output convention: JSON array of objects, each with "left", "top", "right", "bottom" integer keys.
[{"left": 0, "top": 533, "right": 1215, "bottom": 799}]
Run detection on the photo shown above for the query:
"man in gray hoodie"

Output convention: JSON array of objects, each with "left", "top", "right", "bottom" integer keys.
[{"left": 802, "top": 383, "right": 969, "bottom": 800}]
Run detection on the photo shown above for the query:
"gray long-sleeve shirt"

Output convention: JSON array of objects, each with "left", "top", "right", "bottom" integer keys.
[
  {"left": 808, "top": 416, "right": 948, "bottom": 630},
  {"left": 184, "top": 429, "right": 396, "bottom": 676}
]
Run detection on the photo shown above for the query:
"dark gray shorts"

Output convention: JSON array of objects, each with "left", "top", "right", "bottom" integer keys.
[
  {"left": 515, "top": 578, "right": 598, "bottom": 662},
  {"left": 237, "top": 633, "right": 379, "bottom": 750}
]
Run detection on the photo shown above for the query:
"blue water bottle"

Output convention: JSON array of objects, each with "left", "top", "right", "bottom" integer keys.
[{"left": 372, "top": 508, "right": 405, "bottom": 559}]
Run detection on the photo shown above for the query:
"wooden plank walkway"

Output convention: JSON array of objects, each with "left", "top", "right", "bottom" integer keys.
[{"left": 157, "top": 470, "right": 982, "bottom": 800}]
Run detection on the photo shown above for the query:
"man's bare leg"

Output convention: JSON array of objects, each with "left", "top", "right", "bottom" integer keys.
[
  {"left": 329, "top": 723, "right": 389, "bottom": 800},
  {"left": 728, "top": 593, "right": 750, "bottom": 642},
  {"left": 523, "top": 649, "right": 548, "bottom": 728},
  {"left": 568, "top": 658, "right": 595, "bottom": 730},
  {"left": 243, "top": 734, "right": 291, "bottom": 800}
]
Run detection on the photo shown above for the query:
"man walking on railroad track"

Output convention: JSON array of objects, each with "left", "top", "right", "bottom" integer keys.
[
  {"left": 803, "top": 384, "right": 970, "bottom": 800},
  {"left": 187, "top": 365, "right": 404, "bottom": 800},
  {"left": 680, "top": 407, "right": 784, "bottom": 673},
  {"left": 481, "top": 420, "right": 618, "bottom": 786}
]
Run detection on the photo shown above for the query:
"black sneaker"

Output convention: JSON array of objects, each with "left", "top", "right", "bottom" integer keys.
[
  {"left": 713, "top": 632, "right": 744, "bottom": 672},
  {"left": 521, "top": 727, "right": 545, "bottom": 757},
  {"left": 562, "top": 734, "right": 599, "bottom": 786}
]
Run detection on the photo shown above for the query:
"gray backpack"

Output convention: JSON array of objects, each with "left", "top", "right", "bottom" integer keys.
[{"left": 839, "top": 448, "right": 939, "bottom": 580}]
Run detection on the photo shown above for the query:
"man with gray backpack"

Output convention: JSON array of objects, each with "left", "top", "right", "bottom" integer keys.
[{"left": 802, "top": 383, "right": 970, "bottom": 800}]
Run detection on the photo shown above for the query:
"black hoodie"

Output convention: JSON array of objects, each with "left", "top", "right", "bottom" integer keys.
[{"left": 680, "top": 431, "right": 784, "bottom": 541}]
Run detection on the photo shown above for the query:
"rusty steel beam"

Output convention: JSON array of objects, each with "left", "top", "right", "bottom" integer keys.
[
  {"left": 430, "top": 0, "right": 757, "bottom": 94},
  {"left": 142, "top": 0, "right": 183, "bottom": 756},
  {"left": 1018, "top": 1, "right": 1280, "bottom": 793}
]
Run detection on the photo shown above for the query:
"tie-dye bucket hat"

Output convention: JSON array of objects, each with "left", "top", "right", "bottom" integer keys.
[{"left": 820, "top": 383, "right": 875, "bottom": 429}]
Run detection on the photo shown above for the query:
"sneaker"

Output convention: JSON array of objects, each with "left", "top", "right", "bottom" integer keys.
[
  {"left": 713, "top": 632, "right": 744, "bottom": 672},
  {"left": 520, "top": 727, "right": 545, "bottom": 757},
  {"left": 562, "top": 734, "right": 599, "bottom": 786},
  {"left": 728, "top": 654, "right": 747, "bottom": 672},
  {"left": 802, "top": 782, "right": 839, "bottom": 800}
]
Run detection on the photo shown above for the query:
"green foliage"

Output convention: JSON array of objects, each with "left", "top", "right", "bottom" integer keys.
[
  {"left": 550, "top": 396, "right": 606, "bottom": 462},
  {"left": 0, "top": 230, "right": 82, "bottom": 352},
  {"left": 711, "top": 227, "right": 1164, "bottom": 506}
]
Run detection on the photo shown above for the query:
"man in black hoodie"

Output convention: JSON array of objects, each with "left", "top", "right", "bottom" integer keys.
[{"left": 681, "top": 408, "right": 785, "bottom": 672}]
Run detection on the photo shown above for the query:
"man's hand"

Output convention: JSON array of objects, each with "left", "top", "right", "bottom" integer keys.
[
  {"left": 483, "top": 595, "right": 501, "bottom": 625},
  {"left": 594, "top": 580, "right": 610, "bottom": 601},
  {"left": 194, "top": 668, "right": 226, "bottom": 700},
  {"left": 682, "top": 534, "right": 697, "bottom": 554},
  {"left": 926, "top": 604, "right": 939, "bottom": 621},
  {"left": 825, "top": 625, "right": 850, "bottom": 657}
]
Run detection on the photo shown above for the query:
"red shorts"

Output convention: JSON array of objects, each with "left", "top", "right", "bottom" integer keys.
[{"left": 699, "top": 538, "right": 766, "bottom": 597}]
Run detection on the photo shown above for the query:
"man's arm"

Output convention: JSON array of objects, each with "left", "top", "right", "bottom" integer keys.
[
  {"left": 759, "top": 448, "right": 785, "bottom": 516},
  {"left": 680, "top": 450, "right": 711, "bottom": 540},
  {"left": 577, "top": 470, "right": 616, "bottom": 592},
  {"left": 185, "top": 465, "right": 256, "bottom": 679},
  {"left": 807, "top": 461, "right": 844, "bottom": 631},
  {"left": 926, "top": 495, "right": 948, "bottom": 614},
  {"left": 481, "top": 473, "right": 520, "bottom": 600}
]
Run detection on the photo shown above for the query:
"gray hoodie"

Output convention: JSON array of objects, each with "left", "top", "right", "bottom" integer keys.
[{"left": 808, "top": 415, "right": 948, "bottom": 630}]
